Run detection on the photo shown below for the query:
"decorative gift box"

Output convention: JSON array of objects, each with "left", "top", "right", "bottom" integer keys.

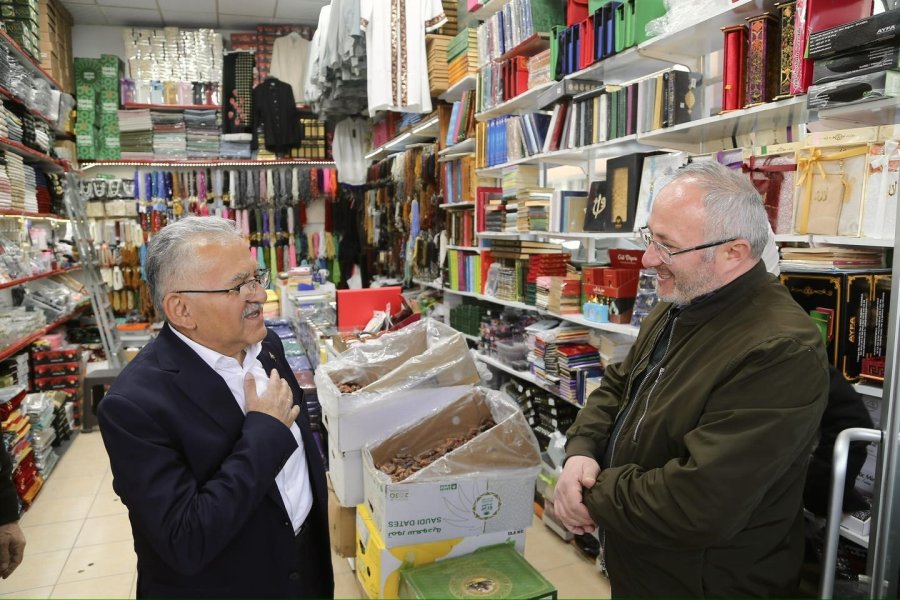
[
  {"left": 744, "top": 147, "right": 800, "bottom": 234},
  {"left": 860, "top": 140, "right": 900, "bottom": 240},
  {"left": 794, "top": 144, "right": 868, "bottom": 236}
]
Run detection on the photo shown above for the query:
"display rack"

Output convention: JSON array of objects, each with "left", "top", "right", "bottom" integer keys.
[
  {"left": 80, "top": 158, "right": 335, "bottom": 170},
  {"left": 0, "top": 302, "right": 91, "bottom": 363},
  {"left": 0, "top": 137, "right": 69, "bottom": 172},
  {"left": 122, "top": 102, "right": 221, "bottom": 111},
  {"left": 365, "top": 116, "right": 440, "bottom": 161},
  {"left": 0, "top": 266, "right": 81, "bottom": 291},
  {"left": 0, "top": 29, "right": 63, "bottom": 91},
  {"left": 439, "top": 74, "right": 477, "bottom": 103}
]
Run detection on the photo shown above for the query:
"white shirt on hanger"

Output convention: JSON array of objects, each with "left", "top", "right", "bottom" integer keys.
[
  {"left": 360, "top": 0, "right": 447, "bottom": 115},
  {"left": 270, "top": 32, "right": 311, "bottom": 106},
  {"left": 332, "top": 118, "right": 369, "bottom": 185}
]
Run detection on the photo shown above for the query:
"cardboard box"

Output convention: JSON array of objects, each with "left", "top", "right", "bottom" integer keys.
[
  {"left": 841, "top": 509, "right": 871, "bottom": 537},
  {"left": 327, "top": 476, "right": 356, "bottom": 558},
  {"left": 808, "top": 9, "right": 900, "bottom": 60},
  {"left": 355, "top": 502, "right": 526, "bottom": 599},
  {"left": 362, "top": 388, "right": 540, "bottom": 547},
  {"left": 328, "top": 445, "right": 364, "bottom": 507}
]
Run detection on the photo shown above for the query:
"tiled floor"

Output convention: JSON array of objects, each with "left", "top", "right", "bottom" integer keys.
[{"left": 0, "top": 431, "right": 611, "bottom": 599}]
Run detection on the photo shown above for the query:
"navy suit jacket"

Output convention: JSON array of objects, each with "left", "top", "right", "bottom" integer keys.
[{"left": 98, "top": 324, "right": 334, "bottom": 598}]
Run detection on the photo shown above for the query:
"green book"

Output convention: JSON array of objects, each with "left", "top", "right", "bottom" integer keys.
[{"left": 398, "top": 543, "right": 557, "bottom": 599}]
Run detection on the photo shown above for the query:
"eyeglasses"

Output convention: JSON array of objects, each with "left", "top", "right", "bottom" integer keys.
[
  {"left": 638, "top": 227, "right": 736, "bottom": 265},
  {"left": 174, "top": 269, "right": 270, "bottom": 297}
]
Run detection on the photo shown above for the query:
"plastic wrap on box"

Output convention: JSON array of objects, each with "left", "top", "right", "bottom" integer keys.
[
  {"left": 365, "top": 387, "right": 541, "bottom": 483},
  {"left": 315, "top": 319, "right": 480, "bottom": 417}
]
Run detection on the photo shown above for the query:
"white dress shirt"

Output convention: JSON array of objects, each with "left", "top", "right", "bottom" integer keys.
[{"left": 172, "top": 329, "right": 312, "bottom": 533}]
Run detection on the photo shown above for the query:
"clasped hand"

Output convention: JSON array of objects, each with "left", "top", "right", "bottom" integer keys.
[
  {"left": 554, "top": 455, "right": 600, "bottom": 535},
  {"left": 244, "top": 370, "right": 300, "bottom": 427}
]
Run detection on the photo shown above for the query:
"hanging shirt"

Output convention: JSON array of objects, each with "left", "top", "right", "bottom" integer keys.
[
  {"left": 170, "top": 329, "right": 312, "bottom": 534},
  {"left": 332, "top": 118, "right": 369, "bottom": 185},
  {"left": 360, "top": 0, "right": 447, "bottom": 115},
  {"left": 252, "top": 78, "right": 301, "bottom": 153},
  {"left": 270, "top": 33, "right": 311, "bottom": 107}
]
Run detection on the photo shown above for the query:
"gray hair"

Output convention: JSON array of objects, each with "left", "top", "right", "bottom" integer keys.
[
  {"left": 659, "top": 161, "right": 769, "bottom": 260},
  {"left": 145, "top": 216, "right": 243, "bottom": 316}
]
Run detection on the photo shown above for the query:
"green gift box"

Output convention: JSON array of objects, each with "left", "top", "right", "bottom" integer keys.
[
  {"left": 398, "top": 543, "right": 557, "bottom": 599},
  {"left": 615, "top": 0, "right": 665, "bottom": 52},
  {"left": 75, "top": 57, "right": 101, "bottom": 84}
]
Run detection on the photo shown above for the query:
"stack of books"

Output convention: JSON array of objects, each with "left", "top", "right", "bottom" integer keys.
[
  {"left": 516, "top": 187, "right": 552, "bottom": 232},
  {"left": 427, "top": 35, "right": 452, "bottom": 96},
  {"left": 490, "top": 239, "right": 564, "bottom": 260},
  {"left": 780, "top": 247, "right": 886, "bottom": 270},
  {"left": 447, "top": 28, "right": 479, "bottom": 88},
  {"left": 528, "top": 255, "right": 569, "bottom": 306},
  {"left": 501, "top": 164, "right": 540, "bottom": 198},
  {"left": 440, "top": 0, "right": 458, "bottom": 35},
  {"left": 528, "top": 49, "right": 552, "bottom": 88},
  {"left": 595, "top": 331, "right": 634, "bottom": 367},
  {"left": 557, "top": 343, "right": 602, "bottom": 407},
  {"left": 548, "top": 277, "right": 583, "bottom": 315}
]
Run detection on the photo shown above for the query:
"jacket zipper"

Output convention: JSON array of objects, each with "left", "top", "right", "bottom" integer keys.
[
  {"left": 633, "top": 367, "right": 666, "bottom": 443},
  {"left": 606, "top": 313, "right": 673, "bottom": 469},
  {"left": 598, "top": 311, "right": 674, "bottom": 573}
]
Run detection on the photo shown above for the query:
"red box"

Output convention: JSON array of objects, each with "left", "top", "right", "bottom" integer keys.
[
  {"left": 33, "top": 362, "right": 81, "bottom": 378},
  {"left": 336, "top": 286, "right": 404, "bottom": 330},
  {"left": 31, "top": 347, "right": 80, "bottom": 365},
  {"left": 33, "top": 375, "right": 81, "bottom": 392},
  {"left": 582, "top": 266, "right": 606, "bottom": 288}
]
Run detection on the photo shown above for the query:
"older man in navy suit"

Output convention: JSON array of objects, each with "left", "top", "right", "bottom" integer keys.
[{"left": 98, "top": 216, "right": 333, "bottom": 598}]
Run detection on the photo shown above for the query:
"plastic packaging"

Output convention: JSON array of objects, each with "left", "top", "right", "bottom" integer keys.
[
  {"left": 547, "top": 431, "right": 567, "bottom": 469},
  {"left": 315, "top": 318, "right": 480, "bottom": 417},
  {"left": 645, "top": 0, "right": 722, "bottom": 38},
  {"left": 364, "top": 387, "right": 542, "bottom": 483}
]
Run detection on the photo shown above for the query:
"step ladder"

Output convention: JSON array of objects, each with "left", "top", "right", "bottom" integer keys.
[{"left": 62, "top": 171, "right": 125, "bottom": 370}]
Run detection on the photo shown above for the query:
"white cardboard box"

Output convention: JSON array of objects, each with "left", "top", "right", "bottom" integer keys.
[
  {"left": 322, "top": 385, "right": 473, "bottom": 453},
  {"left": 362, "top": 388, "right": 540, "bottom": 547},
  {"left": 329, "top": 445, "right": 364, "bottom": 507}
]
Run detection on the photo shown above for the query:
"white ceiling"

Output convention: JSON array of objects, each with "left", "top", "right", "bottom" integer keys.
[{"left": 59, "top": 0, "right": 328, "bottom": 28}]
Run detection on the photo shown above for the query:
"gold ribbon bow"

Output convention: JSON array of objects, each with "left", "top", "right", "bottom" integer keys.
[{"left": 795, "top": 146, "right": 868, "bottom": 234}]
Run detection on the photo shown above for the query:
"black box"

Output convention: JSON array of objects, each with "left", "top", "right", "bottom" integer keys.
[
  {"left": 582, "top": 179, "right": 608, "bottom": 232},
  {"left": 813, "top": 44, "right": 900, "bottom": 85},
  {"left": 806, "top": 69, "right": 900, "bottom": 110},
  {"left": 872, "top": 273, "right": 892, "bottom": 359},
  {"left": 808, "top": 9, "right": 900, "bottom": 60},
  {"left": 536, "top": 78, "right": 603, "bottom": 110},
  {"left": 781, "top": 272, "right": 842, "bottom": 365},
  {"left": 602, "top": 151, "right": 664, "bottom": 232},
  {"left": 839, "top": 273, "right": 871, "bottom": 381}
]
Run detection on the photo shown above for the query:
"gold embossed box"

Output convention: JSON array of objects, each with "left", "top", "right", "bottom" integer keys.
[{"left": 795, "top": 143, "right": 869, "bottom": 236}]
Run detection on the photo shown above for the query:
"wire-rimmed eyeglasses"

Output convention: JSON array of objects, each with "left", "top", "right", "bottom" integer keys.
[
  {"left": 638, "top": 227, "right": 736, "bottom": 265},
  {"left": 174, "top": 269, "right": 270, "bottom": 297}
]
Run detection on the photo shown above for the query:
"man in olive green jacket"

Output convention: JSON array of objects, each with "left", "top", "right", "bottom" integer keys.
[{"left": 557, "top": 161, "right": 829, "bottom": 597}]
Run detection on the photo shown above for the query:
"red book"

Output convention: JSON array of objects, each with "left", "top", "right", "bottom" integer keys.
[{"left": 789, "top": 0, "right": 872, "bottom": 95}]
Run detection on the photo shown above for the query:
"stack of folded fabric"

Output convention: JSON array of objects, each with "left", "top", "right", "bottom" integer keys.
[
  {"left": 22, "top": 165, "right": 37, "bottom": 212},
  {"left": 184, "top": 109, "right": 220, "bottom": 158},
  {"left": 151, "top": 110, "right": 186, "bottom": 159},
  {"left": 0, "top": 152, "right": 12, "bottom": 209},
  {"left": 118, "top": 109, "right": 154, "bottom": 161},
  {"left": 5, "top": 153, "right": 26, "bottom": 210},
  {"left": 1, "top": 107, "right": 24, "bottom": 144},
  {"left": 35, "top": 170, "right": 53, "bottom": 214},
  {"left": 219, "top": 132, "right": 252, "bottom": 159}
]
